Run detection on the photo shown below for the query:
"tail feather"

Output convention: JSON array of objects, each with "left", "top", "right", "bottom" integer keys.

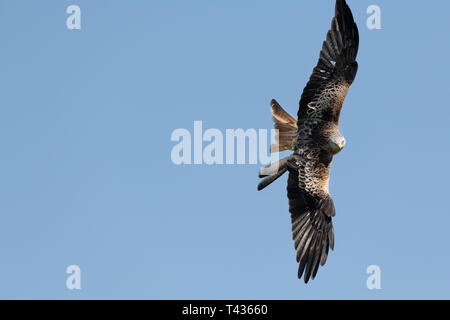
[
  {"left": 257, "top": 100, "right": 298, "bottom": 191},
  {"left": 270, "top": 99, "right": 298, "bottom": 153}
]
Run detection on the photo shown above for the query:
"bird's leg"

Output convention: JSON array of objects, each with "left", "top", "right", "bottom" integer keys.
[
  {"left": 257, "top": 155, "right": 295, "bottom": 191},
  {"left": 286, "top": 155, "right": 302, "bottom": 172},
  {"left": 258, "top": 156, "right": 292, "bottom": 177}
]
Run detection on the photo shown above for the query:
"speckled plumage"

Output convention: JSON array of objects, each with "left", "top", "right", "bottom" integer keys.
[{"left": 258, "top": 0, "right": 359, "bottom": 283}]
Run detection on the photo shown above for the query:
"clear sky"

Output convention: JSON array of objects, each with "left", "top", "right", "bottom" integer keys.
[{"left": 0, "top": 0, "right": 449, "bottom": 299}]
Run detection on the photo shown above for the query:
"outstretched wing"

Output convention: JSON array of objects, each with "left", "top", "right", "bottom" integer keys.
[
  {"left": 287, "top": 146, "right": 335, "bottom": 283},
  {"left": 298, "top": 0, "right": 359, "bottom": 124}
]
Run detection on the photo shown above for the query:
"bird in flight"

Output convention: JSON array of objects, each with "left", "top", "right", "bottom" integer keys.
[{"left": 258, "top": 0, "right": 359, "bottom": 283}]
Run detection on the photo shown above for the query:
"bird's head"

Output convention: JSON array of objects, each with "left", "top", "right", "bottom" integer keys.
[{"left": 327, "top": 132, "right": 346, "bottom": 154}]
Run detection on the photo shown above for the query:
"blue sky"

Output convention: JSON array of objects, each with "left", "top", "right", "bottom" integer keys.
[{"left": 0, "top": 0, "right": 449, "bottom": 299}]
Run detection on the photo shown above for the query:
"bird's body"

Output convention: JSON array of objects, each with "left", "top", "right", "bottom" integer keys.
[{"left": 258, "top": 0, "right": 359, "bottom": 283}]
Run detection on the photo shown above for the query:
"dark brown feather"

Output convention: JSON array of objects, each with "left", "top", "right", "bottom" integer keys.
[
  {"left": 287, "top": 168, "right": 335, "bottom": 283},
  {"left": 297, "top": 0, "right": 359, "bottom": 124}
]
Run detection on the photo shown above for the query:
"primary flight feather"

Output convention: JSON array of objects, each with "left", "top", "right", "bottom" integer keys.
[{"left": 258, "top": 0, "right": 359, "bottom": 283}]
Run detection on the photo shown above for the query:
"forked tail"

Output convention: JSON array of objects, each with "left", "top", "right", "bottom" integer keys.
[
  {"left": 257, "top": 100, "right": 298, "bottom": 191},
  {"left": 270, "top": 99, "right": 298, "bottom": 153}
]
